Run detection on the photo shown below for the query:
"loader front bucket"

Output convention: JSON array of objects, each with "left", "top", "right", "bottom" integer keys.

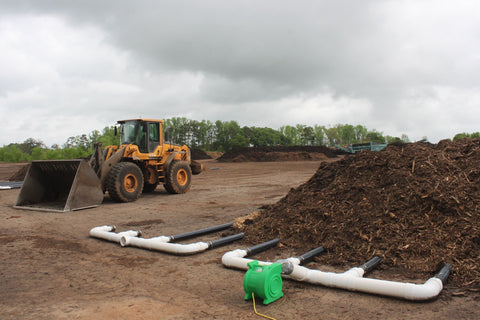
[{"left": 14, "top": 159, "right": 104, "bottom": 212}]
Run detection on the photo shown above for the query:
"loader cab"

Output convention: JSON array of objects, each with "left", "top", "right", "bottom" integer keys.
[{"left": 118, "top": 119, "right": 162, "bottom": 153}]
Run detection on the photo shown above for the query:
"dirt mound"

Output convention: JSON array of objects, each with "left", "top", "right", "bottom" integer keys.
[
  {"left": 218, "top": 146, "right": 345, "bottom": 162},
  {"left": 8, "top": 164, "right": 30, "bottom": 181},
  {"left": 191, "top": 149, "right": 212, "bottom": 160},
  {"left": 240, "top": 139, "right": 480, "bottom": 290},
  {"left": 205, "top": 151, "right": 223, "bottom": 159}
]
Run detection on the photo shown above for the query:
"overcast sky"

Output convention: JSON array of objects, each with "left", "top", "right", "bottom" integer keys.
[{"left": 1, "top": 0, "right": 479, "bottom": 146}]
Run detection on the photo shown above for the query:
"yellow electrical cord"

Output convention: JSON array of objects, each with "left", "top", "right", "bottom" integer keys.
[{"left": 251, "top": 292, "right": 277, "bottom": 320}]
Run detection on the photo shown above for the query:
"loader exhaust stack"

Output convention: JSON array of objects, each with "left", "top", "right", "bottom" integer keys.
[{"left": 14, "top": 160, "right": 104, "bottom": 212}]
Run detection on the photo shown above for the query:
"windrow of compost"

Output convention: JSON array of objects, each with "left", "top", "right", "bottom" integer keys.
[
  {"left": 191, "top": 149, "right": 213, "bottom": 160},
  {"left": 218, "top": 146, "right": 346, "bottom": 162},
  {"left": 7, "top": 164, "right": 29, "bottom": 181},
  {"left": 240, "top": 139, "right": 480, "bottom": 291}
]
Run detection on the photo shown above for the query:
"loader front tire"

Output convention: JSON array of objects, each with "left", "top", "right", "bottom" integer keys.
[
  {"left": 164, "top": 160, "right": 192, "bottom": 194},
  {"left": 106, "top": 162, "right": 144, "bottom": 202}
]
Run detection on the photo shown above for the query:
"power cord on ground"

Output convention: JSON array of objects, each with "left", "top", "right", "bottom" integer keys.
[{"left": 251, "top": 292, "right": 276, "bottom": 320}]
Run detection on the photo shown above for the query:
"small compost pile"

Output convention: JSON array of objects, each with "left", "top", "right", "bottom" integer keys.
[
  {"left": 218, "top": 146, "right": 345, "bottom": 162},
  {"left": 191, "top": 149, "right": 212, "bottom": 160},
  {"left": 8, "top": 164, "right": 29, "bottom": 181},
  {"left": 240, "top": 139, "right": 480, "bottom": 290}
]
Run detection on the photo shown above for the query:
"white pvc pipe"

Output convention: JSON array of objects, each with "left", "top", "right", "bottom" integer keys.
[
  {"left": 89, "top": 226, "right": 141, "bottom": 243},
  {"left": 222, "top": 249, "right": 271, "bottom": 269},
  {"left": 121, "top": 235, "right": 210, "bottom": 255},
  {"left": 285, "top": 257, "right": 443, "bottom": 300},
  {"left": 221, "top": 249, "right": 444, "bottom": 301}
]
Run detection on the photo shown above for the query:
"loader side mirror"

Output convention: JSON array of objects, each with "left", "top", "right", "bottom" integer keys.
[
  {"left": 164, "top": 126, "right": 171, "bottom": 143},
  {"left": 114, "top": 126, "right": 118, "bottom": 136}
]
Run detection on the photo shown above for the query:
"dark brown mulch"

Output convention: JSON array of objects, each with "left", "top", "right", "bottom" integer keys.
[
  {"left": 8, "top": 164, "right": 30, "bottom": 181},
  {"left": 191, "top": 149, "right": 212, "bottom": 160},
  {"left": 239, "top": 139, "right": 480, "bottom": 291},
  {"left": 218, "top": 146, "right": 346, "bottom": 162}
]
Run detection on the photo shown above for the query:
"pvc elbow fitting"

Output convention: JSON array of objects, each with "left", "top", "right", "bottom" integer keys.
[
  {"left": 221, "top": 249, "right": 248, "bottom": 268},
  {"left": 89, "top": 225, "right": 115, "bottom": 235},
  {"left": 90, "top": 226, "right": 141, "bottom": 243},
  {"left": 403, "top": 277, "right": 443, "bottom": 301}
]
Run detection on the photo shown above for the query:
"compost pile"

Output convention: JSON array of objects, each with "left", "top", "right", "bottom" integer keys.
[
  {"left": 218, "top": 146, "right": 345, "bottom": 162},
  {"left": 241, "top": 139, "right": 480, "bottom": 290},
  {"left": 191, "top": 149, "right": 212, "bottom": 160},
  {"left": 8, "top": 164, "right": 29, "bottom": 181}
]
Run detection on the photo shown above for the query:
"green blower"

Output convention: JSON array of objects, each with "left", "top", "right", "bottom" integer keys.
[{"left": 243, "top": 260, "right": 284, "bottom": 305}]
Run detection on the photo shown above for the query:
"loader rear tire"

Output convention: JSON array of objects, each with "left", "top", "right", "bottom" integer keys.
[
  {"left": 164, "top": 160, "right": 192, "bottom": 194},
  {"left": 106, "top": 162, "right": 144, "bottom": 202}
]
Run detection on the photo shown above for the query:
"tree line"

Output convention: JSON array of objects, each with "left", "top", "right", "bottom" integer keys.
[
  {"left": 1, "top": 117, "right": 478, "bottom": 163},
  {"left": 163, "top": 118, "right": 410, "bottom": 151},
  {"left": 0, "top": 127, "right": 119, "bottom": 163}
]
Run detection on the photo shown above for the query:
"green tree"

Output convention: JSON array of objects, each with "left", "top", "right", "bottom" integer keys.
[
  {"left": 31, "top": 147, "right": 47, "bottom": 160},
  {"left": 279, "top": 125, "right": 299, "bottom": 145},
  {"left": 401, "top": 134, "right": 410, "bottom": 143},
  {"left": 336, "top": 124, "right": 356, "bottom": 145},
  {"left": 313, "top": 125, "right": 326, "bottom": 145},
  {"left": 385, "top": 136, "right": 402, "bottom": 144},
  {"left": 246, "top": 127, "right": 289, "bottom": 147},
  {"left": 324, "top": 127, "right": 340, "bottom": 146},
  {"left": 452, "top": 132, "right": 479, "bottom": 141},
  {"left": 45, "top": 148, "right": 64, "bottom": 160},
  {"left": 18, "top": 138, "right": 45, "bottom": 154},
  {"left": 366, "top": 130, "right": 385, "bottom": 144},
  {"left": 354, "top": 125, "right": 368, "bottom": 143},
  {"left": 97, "top": 126, "right": 120, "bottom": 146},
  {"left": 302, "top": 126, "right": 316, "bottom": 146},
  {"left": 453, "top": 133, "right": 468, "bottom": 140},
  {"left": 214, "top": 120, "right": 248, "bottom": 151},
  {"left": 63, "top": 134, "right": 90, "bottom": 150},
  {"left": 164, "top": 117, "right": 192, "bottom": 145},
  {"left": 0, "top": 145, "right": 30, "bottom": 162},
  {"left": 89, "top": 130, "right": 101, "bottom": 147}
]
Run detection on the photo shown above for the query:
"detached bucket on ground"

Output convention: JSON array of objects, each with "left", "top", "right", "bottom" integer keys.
[{"left": 14, "top": 160, "right": 104, "bottom": 212}]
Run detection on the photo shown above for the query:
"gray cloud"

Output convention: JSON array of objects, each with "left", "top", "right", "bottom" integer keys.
[{"left": 1, "top": 0, "right": 479, "bottom": 146}]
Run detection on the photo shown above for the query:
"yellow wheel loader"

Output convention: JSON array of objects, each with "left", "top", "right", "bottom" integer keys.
[{"left": 14, "top": 119, "right": 203, "bottom": 212}]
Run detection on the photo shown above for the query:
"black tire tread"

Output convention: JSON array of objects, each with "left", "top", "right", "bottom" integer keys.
[
  {"left": 163, "top": 160, "right": 192, "bottom": 194},
  {"left": 106, "top": 162, "right": 144, "bottom": 202}
]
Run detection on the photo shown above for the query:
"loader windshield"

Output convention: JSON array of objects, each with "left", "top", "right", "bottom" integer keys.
[{"left": 119, "top": 120, "right": 147, "bottom": 152}]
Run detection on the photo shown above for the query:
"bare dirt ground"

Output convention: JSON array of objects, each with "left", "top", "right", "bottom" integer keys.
[{"left": 1, "top": 159, "right": 479, "bottom": 320}]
